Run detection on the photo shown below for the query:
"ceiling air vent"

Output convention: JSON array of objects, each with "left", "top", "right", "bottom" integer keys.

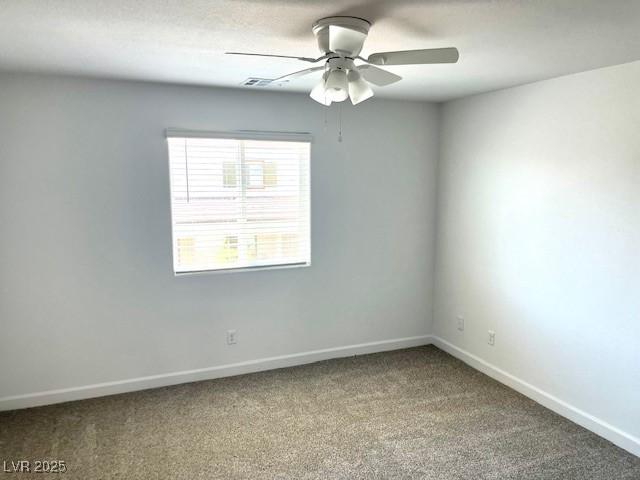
[{"left": 241, "top": 78, "right": 274, "bottom": 87}]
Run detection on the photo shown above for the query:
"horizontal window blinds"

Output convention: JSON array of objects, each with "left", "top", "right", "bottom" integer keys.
[{"left": 168, "top": 136, "right": 311, "bottom": 274}]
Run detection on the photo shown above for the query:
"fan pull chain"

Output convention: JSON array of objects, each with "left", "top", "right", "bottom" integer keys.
[
  {"left": 338, "top": 103, "right": 343, "bottom": 142},
  {"left": 323, "top": 101, "right": 328, "bottom": 131}
]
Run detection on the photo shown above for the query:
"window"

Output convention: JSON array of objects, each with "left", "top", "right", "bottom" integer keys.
[
  {"left": 263, "top": 162, "right": 277, "bottom": 187},
  {"left": 247, "top": 162, "right": 264, "bottom": 188},
  {"left": 222, "top": 161, "right": 237, "bottom": 188},
  {"left": 167, "top": 131, "right": 311, "bottom": 274}
]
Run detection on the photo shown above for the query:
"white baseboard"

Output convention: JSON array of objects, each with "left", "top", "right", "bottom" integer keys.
[
  {"left": 0, "top": 335, "right": 433, "bottom": 412},
  {"left": 431, "top": 336, "right": 640, "bottom": 458},
  {"left": 3, "top": 334, "right": 638, "bottom": 459}
]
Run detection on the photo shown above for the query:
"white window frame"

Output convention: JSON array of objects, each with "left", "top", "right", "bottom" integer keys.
[{"left": 166, "top": 129, "right": 312, "bottom": 276}]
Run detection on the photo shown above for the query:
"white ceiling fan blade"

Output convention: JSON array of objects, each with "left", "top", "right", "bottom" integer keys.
[
  {"left": 367, "top": 47, "right": 459, "bottom": 66},
  {"left": 274, "top": 66, "right": 324, "bottom": 83},
  {"left": 226, "top": 52, "right": 318, "bottom": 63},
  {"left": 348, "top": 72, "right": 374, "bottom": 105},
  {"left": 329, "top": 25, "right": 367, "bottom": 56},
  {"left": 357, "top": 65, "right": 402, "bottom": 87}
]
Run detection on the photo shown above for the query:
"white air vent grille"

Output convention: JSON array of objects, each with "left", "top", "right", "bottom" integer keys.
[{"left": 242, "top": 78, "right": 274, "bottom": 87}]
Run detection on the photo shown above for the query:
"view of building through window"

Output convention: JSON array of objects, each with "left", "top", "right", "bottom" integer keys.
[{"left": 167, "top": 135, "right": 311, "bottom": 273}]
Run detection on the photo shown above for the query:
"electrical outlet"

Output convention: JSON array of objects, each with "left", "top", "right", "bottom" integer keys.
[
  {"left": 226, "top": 329, "right": 238, "bottom": 345},
  {"left": 488, "top": 330, "right": 495, "bottom": 346},
  {"left": 457, "top": 315, "right": 465, "bottom": 331}
]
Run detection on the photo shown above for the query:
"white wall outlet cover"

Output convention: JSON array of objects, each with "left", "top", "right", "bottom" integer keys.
[
  {"left": 457, "top": 316, "right": 465, "bottom": 331},
  {"left": 226, "top": 329, "right": 238, "bottom": 345},
  {"left": 488, "top": 330, "right": 495, "bottom": 346}
]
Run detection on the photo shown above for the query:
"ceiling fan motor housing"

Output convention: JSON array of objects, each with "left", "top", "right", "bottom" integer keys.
[
  {"left": 312, "top": 16, "right": 371, "bottom": 57},
  {"left": 327, "top": 57, "right": 354, "bottom": 71}
]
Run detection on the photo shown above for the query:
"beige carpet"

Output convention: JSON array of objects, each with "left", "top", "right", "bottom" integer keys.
[{"left": 1, "top": 346, "right": 639, "bottom": 479}]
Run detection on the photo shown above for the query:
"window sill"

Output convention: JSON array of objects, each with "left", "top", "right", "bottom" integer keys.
[{"left": 173, "top": 261, "right": 311, "bottom": 277}]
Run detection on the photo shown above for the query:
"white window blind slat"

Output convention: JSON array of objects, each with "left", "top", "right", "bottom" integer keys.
[{"left": 168, "top": 136, "right": 311, "bottom": 274}]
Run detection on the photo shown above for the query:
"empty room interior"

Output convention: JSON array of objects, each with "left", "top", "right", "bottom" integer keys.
[{"left": 1, "top": 1, "right": 639, "bottom": 478}]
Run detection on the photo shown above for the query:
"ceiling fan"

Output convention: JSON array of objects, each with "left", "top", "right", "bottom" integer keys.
[{"left": 226, "top": 16, "right": 459, "bottom": 106}]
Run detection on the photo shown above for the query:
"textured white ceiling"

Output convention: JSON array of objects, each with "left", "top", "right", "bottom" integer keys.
[{"left": 1, "top": 0, "right": 639, "bottom": 101}]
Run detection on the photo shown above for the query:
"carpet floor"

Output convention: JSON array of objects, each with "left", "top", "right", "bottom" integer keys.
[{"left": 1, "top": 346, "right": 639, "bottom": 479}]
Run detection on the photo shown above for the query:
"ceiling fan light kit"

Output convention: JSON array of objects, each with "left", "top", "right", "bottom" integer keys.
[
  {"left": 347, "top": 70, "right": 374, "bottom": 105},
  {"left": 311, "top": 57, "right": 368, "bottom": 105},
  {"left": 324, "top": 66, "right": 349, "bottom": 102},
  {"left": 227, "top": 16, "right": 459, "bottom": 106}
]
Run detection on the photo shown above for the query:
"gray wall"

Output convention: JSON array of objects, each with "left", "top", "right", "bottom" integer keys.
[
  {"left": 3, "top": 60, "right": 638, "bottom": 451},
  {"left": 435, "top": 61, "right": 640, "bottom": 440},
  {"left": 0, "top": 72, "right": 440, "bottom": 398}
]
